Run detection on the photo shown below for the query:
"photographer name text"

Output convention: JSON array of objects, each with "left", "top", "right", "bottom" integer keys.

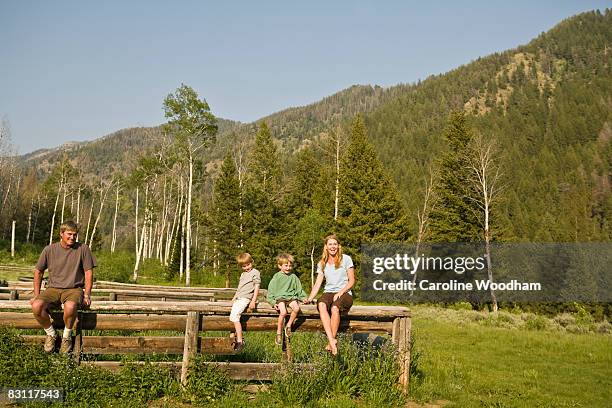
[{"left": 372, "top": 279, "right": 542, "bottom": 291}]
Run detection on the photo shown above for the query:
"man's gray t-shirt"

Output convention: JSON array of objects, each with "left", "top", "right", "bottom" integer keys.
[
  {"left": 235, "top": 268, "right": 261, "bottom": 299},
  {"left": 35, "top": 242, "right": 97, "bottom": 289}
]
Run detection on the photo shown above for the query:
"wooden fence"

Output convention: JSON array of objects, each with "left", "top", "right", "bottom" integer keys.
[{"left": 0, "top": 299, "right": 411, "bottom": 390}]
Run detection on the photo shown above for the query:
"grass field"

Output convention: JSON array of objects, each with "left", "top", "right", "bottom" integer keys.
[{"left": 410, "top": 307, "right": 612, "bottom": 407}]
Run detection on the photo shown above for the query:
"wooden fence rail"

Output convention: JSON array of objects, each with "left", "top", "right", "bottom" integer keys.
[
  {"left": 1, "top": 280, "right": 267, "bottom": 302},
  {"left": 0, "top": 300, "right": 411, "bottom": 390}
]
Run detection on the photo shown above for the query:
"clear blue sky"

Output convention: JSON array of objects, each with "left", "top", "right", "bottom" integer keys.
[{"left": 1, "top": 1, "right": 609, "bottom": 154}]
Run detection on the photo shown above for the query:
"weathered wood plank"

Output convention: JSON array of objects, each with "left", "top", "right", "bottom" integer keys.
[
  {"left": 3, "top": 287, "right": 215, "bottom": 298},
  {"left": 22, "top": 335, "right": 236, "bottom": 355},
  {"left": 0, "top": 311, "right": 394, "bottom": 333},
  {"left": 0, "top": 300, "right": 410, "bottom": 318}
]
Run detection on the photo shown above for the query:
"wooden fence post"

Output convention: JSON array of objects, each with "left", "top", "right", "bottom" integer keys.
[
  {"left": 282, "top": 331, "right": 293, "bottom": 362},
  {"left": 73, "top": 312, "right": 82, "bottom": 363},
  {"left": 181, "top": 311, "right": 199, "bottom": 386},
  {"left": 9, "top": 290, "right": 19, "bottom": 301},
  {"left": 392, "top": 317, "right": 400, "bottom": 348},
  {"left": 397, "top": 317, "right": 411, "bottom": 393}
]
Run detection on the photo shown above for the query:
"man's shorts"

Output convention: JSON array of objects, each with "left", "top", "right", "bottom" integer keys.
[
  {"left": 229, "top": 297, "right": 251, "bottom": 323},
  {"left": 35, "top": 287, "right": 83, "bottom": 307},
  {"left": 318, "top": 292, "right": 353, "bottom": 314}
]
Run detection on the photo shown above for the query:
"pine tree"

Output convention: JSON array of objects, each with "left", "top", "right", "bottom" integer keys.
[
  {"left": 243, "top": 122, "right": 283, "bottom": 284},
  {"left": 429, "top": 112, "right": 482, "bottom": 242},
  {"left": 248, "top": 122, "right": 281, "bottom": 193},
  {"left": 211, "top": 151, "right": 242, "bottom": 287},
  {"left": 338, "top": 116, "right": 410, "bottom": 254}
]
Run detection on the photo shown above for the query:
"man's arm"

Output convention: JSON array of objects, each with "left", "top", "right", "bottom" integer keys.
[
  {"left": 83, "top": 269, "right": 93, "bottom": 306},
  {"left": 30, "top": 268, "right": 44, "bottom": 305}
]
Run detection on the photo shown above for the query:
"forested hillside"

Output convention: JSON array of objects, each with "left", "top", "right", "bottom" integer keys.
[
  {"left": 1, "top": 10, "right": 609, "bottom": 286},
  {"left": 365, "top": 9, "right": 611, "bottom": 242}
]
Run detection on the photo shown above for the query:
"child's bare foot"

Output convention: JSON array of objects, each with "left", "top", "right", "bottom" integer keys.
[{"left": 275, "top": 333, "right": 282, "bottom": 346}]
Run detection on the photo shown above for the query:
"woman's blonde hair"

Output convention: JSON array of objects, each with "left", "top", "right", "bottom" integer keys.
[{"left": 318, "top": 234, "right": 343, "bottom": 270}]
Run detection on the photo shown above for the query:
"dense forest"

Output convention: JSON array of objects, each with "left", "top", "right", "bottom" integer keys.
[{"left": 0, "top": 10, "right": 609, "bottom": 290}]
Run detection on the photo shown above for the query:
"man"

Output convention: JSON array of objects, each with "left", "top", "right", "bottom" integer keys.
[{"left": 30, "top": 220, "right": 96, "bottom": 354}]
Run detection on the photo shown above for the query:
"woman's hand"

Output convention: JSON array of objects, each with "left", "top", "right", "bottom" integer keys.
[{"left": 333, "top": 292, "right": 343, "bottom": 302}]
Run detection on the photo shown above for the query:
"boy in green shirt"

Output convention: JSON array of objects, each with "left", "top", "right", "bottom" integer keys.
[{"left": 267, "top": 253, "right": 307, "bottom": 345}]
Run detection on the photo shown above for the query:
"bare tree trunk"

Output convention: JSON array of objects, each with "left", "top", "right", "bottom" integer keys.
[
  {"left": 148, "top": 213, "right": 154, "bottom": 260},
  {"left": 84, "top": 195, "right": 94, "bottom": 245},
  {"left": 134, "top": 186, "right": 139, "bottom": 262},
  {"left": 194, "top": 221, "right": 199, "bottom": 254},
  {"left": 310, "top": 245, "right": 315, "bottom": 286},
  {"left": 11, "top": 220, "right": 15, "bottom": 258},
  {"left": 76, "top": 186, "right": 81, "bottom": 225},
  {"left": 484, "top": 229, "right": 498, "bottom": 312},
  {"left": 168, "top": 177, "right": 183, "bottom": 268},
  {"left": 180, "top": 193, "right": 186, "bottom": 281},
  {"left": 142, "top": 187, "right": 150, "bottom": 259},
  {"left": 411, "top": 169, "right": 438, "bottom": 294},
  {"left": 111, "top": 184, "right": 120, "bottom": 253},
  {"left": 60, "top": 181, "right": 67, "bottom": 224},
  {"left": 88, "top": 184, "right": 110, "bottom": 248},
  {"left": 233, "top": 142, "right": 247, "bottom": 247},
  {"left": 133, "top": 185, "right": 148, "bottom": 281},
  {"left": 185, "top": 153, "right": 193, "bottom": 286},
  {"left": 1, "top": 168, "right": 13, "bottom": 218},
  {"left": 212, "top": 239, "right": 218, "bottom": 276},
  {"left": 11, "top": 174, "right": 21, "bottom": 227},
  {"left": 467, "top": 135, "right": 503, "bottom": 313},
  {"left": 158, "top": 178, "right": 168, "bottom": 264},
  {"left": 49, "top": 178, "right": 63, "bottom": 245},
  {"left": 32, "top": 194, "right": 41, "bottom": 243},
  {"left": 143, "top": 209, "right": 149, "bottom": 260},
  {"left": 26, "top": 196, "right": 33, "bottom": 243},
  {"left": 133, "top": 210, "right": 147, "bottom": 282}
]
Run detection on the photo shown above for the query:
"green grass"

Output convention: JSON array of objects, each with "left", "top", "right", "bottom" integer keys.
[
  {"left": 0, "top": 327, "right": 404, "bottom": 407},
  {"left": 410, "top": 310, "right": 612, "bottom": 407}
]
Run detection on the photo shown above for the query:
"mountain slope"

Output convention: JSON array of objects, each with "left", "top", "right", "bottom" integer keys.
[{"left": 364, "top": 9, "right": 611, "bottom": 240}]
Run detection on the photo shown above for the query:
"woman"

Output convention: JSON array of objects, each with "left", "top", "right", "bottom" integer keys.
[{"left": 304, "top": 234, "right": 355, "bottom": 355}]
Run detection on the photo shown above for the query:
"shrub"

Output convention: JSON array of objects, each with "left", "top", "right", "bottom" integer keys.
[
  {"left": 524, "top": 315, "right": 549, "bottom": 331},
  {"left": 183, "top": 356, "right": 233, "bottom": 405},
  {"left": 448, "top": 301, "right": 473, "bottom": 311},
  {"left": 0, "top": 328, "right": 183, "bottom": 407},
  {"left": 267, "top": 336, "right": 406, "bottom": 407}
]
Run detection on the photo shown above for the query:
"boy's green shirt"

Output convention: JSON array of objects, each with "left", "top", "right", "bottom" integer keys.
[{"left": 267, "top": 271, "right": 307, "bottom": 304}]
